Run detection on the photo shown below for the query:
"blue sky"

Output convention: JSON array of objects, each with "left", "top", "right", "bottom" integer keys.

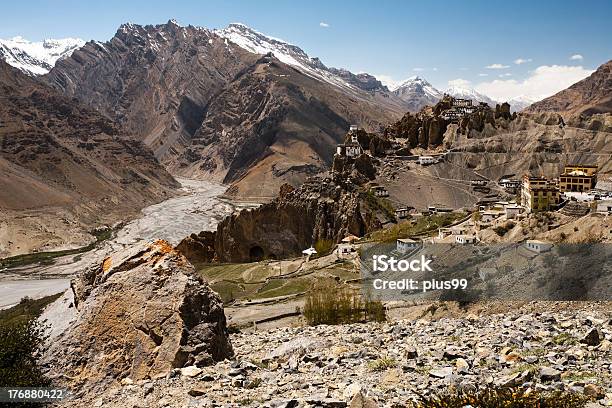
[{"left": 1, "top": 0, "right": 610, "bottom": 99}]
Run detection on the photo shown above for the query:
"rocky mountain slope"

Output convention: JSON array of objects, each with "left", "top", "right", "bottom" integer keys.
[
  {"left": 46, "top": 21, "right": 404, "bottom": 198},
  {"left": 0, "top": 60, "right": 178, "bottom": 257},
  {"left": 50, "top": 302, "right": 612, "bottom": 407},
  {"left": 0, "top": 36, "right": 84, "bottom": 76},
  {"left": 526, "top": 60, "right": 612, "bottom": 116}
]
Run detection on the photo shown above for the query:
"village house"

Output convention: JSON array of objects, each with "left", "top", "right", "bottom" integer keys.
[
  {"left": 396, "top": 238, "right": 419, "bottom": 254},
  {"left": 337, "top": 243, "right": 355, "bottom": 257},
  {"left": 499, "top": 179, "right": 521, "bottom": 192},
  {"left": 480, "top": 211, "right": 502, "bottom": 223},
  {"left": 336, "top": 143, "right": 362, "bottom": 158},
  {"left": 504, "top": 204, "right": 523, "bottom": 219},
  {"left": 370, "top": 185, "right": 389, "bottom": 197},
  {"left": 428, "top": 205, "right": 453, "bottom": 213},
  {"left": 597, "top": 200, "right": 612, "bottom": 214},
  {"left": 418, "top": 156, "right": 437, "bottom": 165},
  {"left": 471, "top": 179, "right": 488, "bottom": 187},
  {"left": 395, "top": 207, "right": 411, "bottom": 219},
  {"left": 521, "top": 175, "right": 561, "bottom": 212},
  {"left": 455, "top": 235, "right": 477, "bottom": 245},
  {"left": 525, "top": 240, "right": 552, "bottom": 253},
  {"left": 558, "top": 165, "right": 598, "bottom": 193}
]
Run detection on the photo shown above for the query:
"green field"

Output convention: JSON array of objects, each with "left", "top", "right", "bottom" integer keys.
[{"left": 198, "top": 258, "right": 358, "bottom": 303}]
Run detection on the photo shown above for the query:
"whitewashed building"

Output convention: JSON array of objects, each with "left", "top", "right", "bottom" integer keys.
[
  {"left": 418, "top": 156, "right": 437, "bottom": 165},
  {"left": 525, "top": 240, "right": 552, "bottom": 253},
  {"left": 336, "top": 143, "right": 362, "bottom": 158},
  {"left": 395, "top": 208, "right": 410, "bottom": 219},
  {"left": 596, "top": 200, "right": 612, "bottom": 214},
  {"left": 370, "top": 185, "right": 389, "bottom": 197},
  {"left": 455, "top": 235, "right": 477, "bottom": 245}
]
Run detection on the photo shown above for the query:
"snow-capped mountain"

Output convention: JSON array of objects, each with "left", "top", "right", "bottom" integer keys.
[
  {"left": 391, "top": 76, "right": 443, "bottom": 111},
  {"left": 0, "top": 36, "right": 85, "bottom": 76},
  {"left": 215, "top": 23, "right": 384, "bottom": 94},
  {"left": 505, "top": 95, "right": 539, "bottom": 112},
  {"left": 444, "top": 85, "right": 497, "bottom": 107}
]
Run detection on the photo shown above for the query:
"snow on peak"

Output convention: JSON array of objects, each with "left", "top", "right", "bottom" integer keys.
[
  {"left": 394, "top": 76, "right": 442, "bottom": 99},
  {"left": 214, "top": 23, "right": 366, "bottom": 93},
  {"left": 0, "top": 36, "right": 85, "bottom": 75},
  {"left": 444, "top": 85, "right": 496, "bottom": 105}
]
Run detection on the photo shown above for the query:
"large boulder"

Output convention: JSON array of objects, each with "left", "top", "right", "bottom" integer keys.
[{"left": 42, "top": 240, "right": 232, "bottom": 391}]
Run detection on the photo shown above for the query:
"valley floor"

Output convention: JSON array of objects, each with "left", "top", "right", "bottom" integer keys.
[{"left": 0, "top": 178, "right": 253, "bottom": 309}]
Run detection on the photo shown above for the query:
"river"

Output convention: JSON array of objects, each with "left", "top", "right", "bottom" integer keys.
[{"left": 0, "top": 178, "right": 256, "bottom": 309}]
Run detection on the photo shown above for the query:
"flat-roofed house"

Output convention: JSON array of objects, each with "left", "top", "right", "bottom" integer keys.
[
  {"left": 525, "top": 240, "right": 552, "bottom": 253},
  {"left": 397, "top": 238, "right": 419, "bottom": 254},
  {"left": 481, "top": 211, "right": 501, "bottom": 223},
  {"left": 336, "top": 143, "right": 362, "bottom": 158},
  {"left": 395, "top": 208, "right": 410, "bottom": 219},
  {"left": 596, "top": 200, "right": 612, "bottom": 214},
  {"left": 504, "top": 204, "right": 523, "bottom": 219},
  {"left": 418, "top": 156, "right": 437, "bottom": 165},
  {"left": 455, "top": 235, "right": 477, "bottom": 245},
  {"left": 370, "top": 185, "right": 389, "bottom": 197}
]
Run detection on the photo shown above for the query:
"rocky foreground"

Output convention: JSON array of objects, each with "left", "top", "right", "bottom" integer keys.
[{"left": 61, "top": 306, "right": 612, "bottom": 408}]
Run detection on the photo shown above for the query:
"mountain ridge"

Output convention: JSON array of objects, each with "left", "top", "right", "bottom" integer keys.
[
  {"left": 45, "top": 20, "right": 403, "bottom": 198},
  {"left": 526, "top": 60, "right": 612, "bottom": 116}
]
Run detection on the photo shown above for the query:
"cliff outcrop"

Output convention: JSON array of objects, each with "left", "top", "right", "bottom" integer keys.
[
  {"left": 42, "top": 240, "right": 233, "bottom": 392},
  {"left": 177, "top": 154, "right": 386, "bottom": 263}
]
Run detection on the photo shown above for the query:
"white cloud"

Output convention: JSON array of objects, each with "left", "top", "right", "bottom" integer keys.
[
  {"left": 448, "top": 78, "right": 471, "bottom": 88},
  {"left": 475, "top": 64, "right": 593, "bottom": 101},
  {"left": 486, "top": 63, "right": 510, "bottom": 69},
  {"left": 570, "top": 54, "right": 583, "bottom": 61},
  {"left": 413, "top": 67, "right": 424, "bottom": 72},
  {"left": 499, "top": 73, "right": 512, "bottom": 78},
  {"left": 432, "top": 67, "right": 438, "bottom": 71},
  {"left": 514, "top": 58, "right": 532, "bottom": 65},
  {"left": 319, "top": 22, "right": 330, "bottom": 28},
  {"left": 478, "top": 73, "right": 488, "bottom": 77}
]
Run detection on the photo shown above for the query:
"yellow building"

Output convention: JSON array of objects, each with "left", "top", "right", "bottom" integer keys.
[
  {"left": 521, "top": 175, "right": 561, "bottom": 212},
  {"left": 559, "top": 165, "right": 597, "bottom": 192}
]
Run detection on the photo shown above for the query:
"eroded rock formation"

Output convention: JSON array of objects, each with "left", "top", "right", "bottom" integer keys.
[{"left": 42, "top": 240, "right": 232, "bottom": 391}]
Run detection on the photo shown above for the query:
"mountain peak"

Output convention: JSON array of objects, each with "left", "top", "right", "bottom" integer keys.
[{"left": 0, "top": 36, "right": 85, "bottom": 76}]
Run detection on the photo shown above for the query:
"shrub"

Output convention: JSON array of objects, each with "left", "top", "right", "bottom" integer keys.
[
  {"left": 408, "top": 387, "right": 591, "bottom": 408},
  {"left": 313, "top": 238, "right": 335, "bottom": 257},
  {"left": 303, "top": 279, "right": 385, "bottom": 325},
  {"left": 493, "top": 221, "right": 515, "bottom": 236},
  {"left": 368, "top": 356, "right": 397, "bottom": 371},
  {"left": 0, "top": 318, "right": 50, "bottom": 388}
]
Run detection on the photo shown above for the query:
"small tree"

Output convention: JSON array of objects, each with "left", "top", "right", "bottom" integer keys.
[{"left": 0, "top": 318, "right": 50, "bottom": 388}]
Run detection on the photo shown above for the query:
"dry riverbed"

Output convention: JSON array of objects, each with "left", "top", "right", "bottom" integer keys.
[{"left": 0, "top": 178, "right": 255, "bottom": 309}]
